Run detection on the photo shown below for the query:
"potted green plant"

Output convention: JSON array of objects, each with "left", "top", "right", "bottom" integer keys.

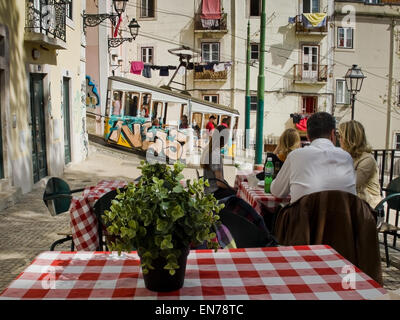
[{"left": 102, "top": 161, "right": 224, "bottom": 292}]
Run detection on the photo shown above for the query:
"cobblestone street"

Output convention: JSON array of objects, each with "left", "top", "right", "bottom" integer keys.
[{"left": 0, "top": 142, "right": 399, "bottom": 295}]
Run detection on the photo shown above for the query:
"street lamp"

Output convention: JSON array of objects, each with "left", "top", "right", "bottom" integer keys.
[
  {"left": 108, "top": 18, "right": 140, "bottom": 48},
  {"left": 82, "top": 0, "right": 128, "bottom": 29},
  {"left": 344, "top": 64, "right": 366, "bottom": 120}
]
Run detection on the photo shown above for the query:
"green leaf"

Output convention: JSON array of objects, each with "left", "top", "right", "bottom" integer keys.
[{"left": 172, "top": 185, "right": 184, "bottom": 193}]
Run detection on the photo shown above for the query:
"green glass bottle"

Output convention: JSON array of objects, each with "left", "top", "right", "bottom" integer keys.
[{"left": 264, "top": 157, "right": 274, "bottom": 193}]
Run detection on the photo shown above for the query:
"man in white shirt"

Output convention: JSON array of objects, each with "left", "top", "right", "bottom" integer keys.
[{"left": 270, "top": 112, "right": 356, "bottom": 203}]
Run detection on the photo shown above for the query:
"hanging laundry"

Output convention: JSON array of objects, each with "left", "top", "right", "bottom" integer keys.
[
  {"left": 295, "top": 117, "right": 308, "bottom": 132},
  {"left": 201, "top": 0, "right": 221, "bottom": 29},
  {"left": 213, "top": 63, "right": 225, "bottom": 72},
  {"left": 130, "top": 61, "right": 144, "bottom": 75},
  {"left": 224, "top": 62, "right": 232, "bottom": 71},
  {"left": 204, "top": 63, "right": 215, "bottom": 71},
  {"left": 194, "top": 65, "right": 204, "bottom": 72},
  {"left": 142, "top": 64, "right": 152, "bottom": 78},
  {"left": 187, "top": 62, "right": 194, "bottom": 70},
  {"left": 302, "top": 13, "right": 327, "bottom": 28},
  {"left": 113, "top": 15, "right": 122, "bottom": 37},
  {"left": 159, "top": 66, "right": 169, "bottom": 76},
  {"left": 288, "top": 16, "right": 296, "bottom": 24}
]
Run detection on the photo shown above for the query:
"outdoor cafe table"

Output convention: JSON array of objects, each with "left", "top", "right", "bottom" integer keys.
[
  {"left": 234, "top": 173, "right": 290, "bottom": 217},
  {"left": 0, "top": 245, "right": 387, "bottom": 300},
  {"left": 69, "top": 180, "right": 128, "bottom": 251}
]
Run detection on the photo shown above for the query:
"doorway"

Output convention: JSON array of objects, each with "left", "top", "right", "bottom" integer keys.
[
  {"left": 302, "top": 45, "right": 319, "bottom": 80},
  {"left": 63, "top": 77, "right": 71, "bottom": 164},
  {"left": 30, "top": 73, "right": 48, "bottom": 183}
]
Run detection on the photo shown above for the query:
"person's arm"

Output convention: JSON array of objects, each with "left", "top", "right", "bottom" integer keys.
[
  {"left": 355, "top": 156, "right": 377, "bottom": 191},
  {"left": 270, "top": 157, "right": 291, "bottom": 198}
]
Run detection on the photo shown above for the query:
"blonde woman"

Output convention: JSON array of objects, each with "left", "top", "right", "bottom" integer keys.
[
  {"left": 338, "top": 120, "right": 382, "bottom": 208},
  {"left": 257, "top": 128, "right": 301, "bottom": 180}
]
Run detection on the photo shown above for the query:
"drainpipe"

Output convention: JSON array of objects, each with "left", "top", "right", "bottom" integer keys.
[
  {"left": 255, "top": 0, "right": 266, "bottom": 167},
  {"left": 245, "top": 21, "right": 251, "bottom": 150},
  {"left": 385, "top": 18, "right": 395, "bottom": 150}
]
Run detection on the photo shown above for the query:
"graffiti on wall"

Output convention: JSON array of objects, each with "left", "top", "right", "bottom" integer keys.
[
  {"left": 85, "top": 75, "right": 100, "bottom": 109},
  {"left": 105, "top": 116, "right": 189, "bottom": 162}
]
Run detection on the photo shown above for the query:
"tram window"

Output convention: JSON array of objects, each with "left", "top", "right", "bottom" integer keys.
[
  {"left": 152, "top": 101, "right": 163, "bottom": 121},
  {"left": 124, "top": 92, "right": 139, "bottom": 117},
  {"left": 221, "top": 116, "right": 231, "bottom": 127},
  {"left": 180, "top": 104, "right": 188, "bottom": 119},
  {"left": 112, "top": 91, "right": 123, "bottom": 116},
  {"left": 140, "top": 93, "right": 152, "bottom": 118},
  {"left": 192, "top": 113, "right": 202, "bottom": 137},
  {"left": 204, "top": 114, "right": 218, "bottom": 129},
  {"left": 106, "top": 90, "right": 111, "bottom": 116},
  {"left": 165, "top": 103, "right": 180, "bottom": 127}
]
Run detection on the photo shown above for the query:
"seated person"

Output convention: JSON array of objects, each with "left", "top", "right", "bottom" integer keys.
[
  {"left": 150, "top": 118, "right": 161, "bottom": 130},
  {"left": 201, "top": 124, "right": 236, "bottom": 200},
  {"left": 257, "top": 128, "right": 301, "bottom": 180},
  {"left": 338, "top": 120, "right": 382, "bottom": 209},
  {"left": 179, "top": 115, "right": 189, "bottom": 129},
  {"left": 270, "top": 112, "right": 356, "bottom": 203}
]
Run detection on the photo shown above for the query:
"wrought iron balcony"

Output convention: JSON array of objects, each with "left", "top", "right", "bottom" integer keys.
[
  {"left": 194, "top": 69, "right": 227, "bottom": 81},
  {"left": 194, "top": 13, "right": 227, "bottom": 32},
  {"left": 293, "top": 64, "right": 328, "bottom": 83},
  {"left": 295, "top": 14, "right": 328, "bottom": 34},
  {"left": 25, "top": 0, "right": 67, "bottom": 48}
]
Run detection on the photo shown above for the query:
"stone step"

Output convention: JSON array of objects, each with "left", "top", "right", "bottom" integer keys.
[
  {"left": 0, "top": 187, "right": 22, "bottom": 212},
  {"left": 0, "top": 179, "right": 10, "bottom": 192}
]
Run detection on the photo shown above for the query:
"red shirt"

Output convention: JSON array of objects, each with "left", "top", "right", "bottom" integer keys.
[{"left": 206, "top": 121, "right": 215, "bottom": 132}]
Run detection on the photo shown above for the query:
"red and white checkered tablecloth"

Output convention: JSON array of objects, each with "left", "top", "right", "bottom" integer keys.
[
  {"left": 0, "top": 245, "right": 386, "bottom": 300},
  {"left": 69, "top": 180, "right": 128, "bottom": 251},
  {"left": 234, "top": 174, "right": 290, "bottom": 216}
]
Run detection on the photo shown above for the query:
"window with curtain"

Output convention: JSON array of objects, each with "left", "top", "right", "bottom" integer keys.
[
  {"left": 336, "top": 80, "right": 350, "bottom": 104},
  {"left": 202, "top": 42, "right": 220, "bottom": 63},
  {"left": 141, "top": 0, "right": 155, "bottom": 18},
  {"left": 337, "top": 27, "right": 354, "bottom": 49}
]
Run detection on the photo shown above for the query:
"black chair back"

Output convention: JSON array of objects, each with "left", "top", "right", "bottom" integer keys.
[
  {"left": 219, "top": 209, "right": 278, "bottom": 248},
  {"left": 93, "top": 188, "right": 126, "bottom": 251},
  {"left": 386, "top": 177, "right": 400, "bottom": 211}
]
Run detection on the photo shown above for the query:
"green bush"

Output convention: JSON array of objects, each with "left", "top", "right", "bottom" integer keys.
[{"left": 103, "top": 161, "right": 224, "bottom": 275}]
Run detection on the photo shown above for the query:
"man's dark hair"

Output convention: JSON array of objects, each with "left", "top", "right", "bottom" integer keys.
[
  {"left": 307, "top": 112, "right": 336, "bottom": 141},
  {"left": 209, "top": 115, "right": 216, "bottom": 120}
]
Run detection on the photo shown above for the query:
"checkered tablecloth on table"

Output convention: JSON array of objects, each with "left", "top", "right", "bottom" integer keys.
[
  {"left": 0, "top": 245, "right": 386, "bottom": 300},
  {"left": 234, "top": 173, "right": 290, "bottom": 216},
  {"left": 69, "top": 180, "right": 128, "bottom": 251}
]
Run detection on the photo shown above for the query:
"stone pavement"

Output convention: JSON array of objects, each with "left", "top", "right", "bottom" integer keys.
[{"left": 0, "top": 141, "right": 399, "bottom": 295}]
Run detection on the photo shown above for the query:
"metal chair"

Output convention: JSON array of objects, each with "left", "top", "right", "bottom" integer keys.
[
  {"left": 42, "top": 177, "right": 85, "bottom": 251},
  {"left": 375, "top": 176, "right": 400, "bottom": 267}
]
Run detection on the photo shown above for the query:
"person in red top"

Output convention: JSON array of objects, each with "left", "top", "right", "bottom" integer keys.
[
  {"left": 221, "top": 117, "right": 230, "bottom": 129},
  {"left": 206, "top": 115, "right": 216, "bottom": 134}
]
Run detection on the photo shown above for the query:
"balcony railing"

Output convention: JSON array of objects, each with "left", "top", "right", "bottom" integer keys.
[
  {"left": 194, "top": 13, "right": 227, "bottom": 32},
  {"left": 295, "top": 14, "right": 328, "bottom": 34},
  {"left": 194, "top": 69, "right": 227, "bottom": 81},
  {"left": 25, "top": 0, "right": 67, "bottom": 43},
  {"left": 293, "top": 64, "right": 328, "bottom": 83}
]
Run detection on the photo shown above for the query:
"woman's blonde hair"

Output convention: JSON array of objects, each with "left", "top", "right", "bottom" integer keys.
[
  {"left": 276, "top": 128, "right": 301, "bottom": 158},
  {"left": 338, "top": 120, "right": 372, "bottom": 159}
]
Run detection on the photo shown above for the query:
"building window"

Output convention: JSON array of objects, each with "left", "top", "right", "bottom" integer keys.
[
  {"left": 303, "top": 0, "right": 320, "bottom": 13},
  {"left": 141, "top": 47, "right": 153, "bottom": 64},
  {"left": 66, "top": 0, "right": 73, "bottom": 20},
  {"left": 202, "top": 42, "right": 219, "bottom": 63},
  {"left": 250, "top": 95, "right": 257, "bottom": 111},
  {"left": 395, "top": 133, "right": 400, "bottom": 150},
  {"left": 250, "top": 0, "right": 261, "bottom": 16},
  {"left": 302, "top": 96, "right": 318, "bottom": 114},
  {"left": 337, "top": 27, "right": 353, "bottom": 49},
  {"left": 140, "top": 0, "right": 155, "bottom": 18},
  {"left": 203, "top": 95, "right": 219, "bottom": 104},
  {"left": 251, "top": 43, "right": 259, "bottom": 60},
  {"left": 336, "top": 79, "right": 350, "bottom": 104}
]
